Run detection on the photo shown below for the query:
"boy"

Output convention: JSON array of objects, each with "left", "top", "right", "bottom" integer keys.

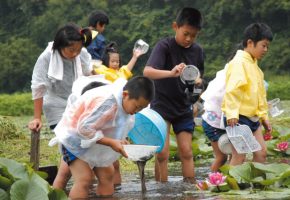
[
  {"left": 143, "top": 7, "right": 205, "bottom": 183},
  {"left": 53, "top": 76, "right": 154, "bottom": 198},
  {"left": 87, "top": 10, "right": 109, "bottom": 60},
  {"left": 222, "top": 23, "right": 273, "bottom": 166}
]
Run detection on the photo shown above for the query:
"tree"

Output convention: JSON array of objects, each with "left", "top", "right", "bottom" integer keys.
[{"left": 0, "top": 38, "right": 41, "bottom": 93}]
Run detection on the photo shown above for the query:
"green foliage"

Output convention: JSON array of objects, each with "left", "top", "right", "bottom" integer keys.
[
  {"left": 0, "top": 93, "right": 33, "bottom": 116},
  {"left": 0, "top": 158, "right": 67, "bottom": 200},
  {"left": 0, "top": 116, "right": 23, "bottom": 140},
  {"left": 267, "top": 76, "right": 290, "bottom": 100},
  {"left": 0, "top": 38, "right": 41, "bottom": 94}
]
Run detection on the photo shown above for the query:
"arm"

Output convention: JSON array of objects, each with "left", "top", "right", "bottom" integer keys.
[
  {"left": 97, "top": 137, "right": 128, "bottom": 158},
  {"left": 28, "top": 98, "right": 43, "bottom": 132},
  {"left": 143, "top": 63, "right": 185, "bottom": 80},
  {"left": 126, "top": 49, "right": 143, "bottom": 71},
  {"left": 28, "top": 51, "right": 49, "bottom": 132},
  {"left": 223, "top": 63, "right": 247, "bottom": 126}
]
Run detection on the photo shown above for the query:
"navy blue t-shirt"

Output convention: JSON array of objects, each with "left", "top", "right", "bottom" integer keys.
[{"left": 146, "top": 37, "right": 205, "bottom": 122}]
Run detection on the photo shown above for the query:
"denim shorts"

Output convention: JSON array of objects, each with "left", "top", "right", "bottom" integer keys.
[
  {"left": 223, "top": 115, "right": 260, "bottom": 132},
  {"left": 62, "top": 145, "right": 77, "bottom": 165},
  {"left": 202, "top": 119, "right": 225, "bottom": 142}
]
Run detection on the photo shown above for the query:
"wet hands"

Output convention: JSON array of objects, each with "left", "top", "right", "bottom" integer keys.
[
  {"left": 28, "top": 118, "right": 42, "bottom": 132},
  {"left": 110, "top": 139, "right": 128, "bottom": 158}
]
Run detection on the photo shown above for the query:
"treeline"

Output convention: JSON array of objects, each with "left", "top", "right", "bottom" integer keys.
[{"left": 0, "top": 0, "right": 289, "bottom": 93}]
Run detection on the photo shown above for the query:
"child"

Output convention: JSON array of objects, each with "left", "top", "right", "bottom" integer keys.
[
  {"left": 94, "top": 41, "right": 145, "bottom": 187},
  {"left": 201, "top": 65, "right": 229, "bottom": 172},
  {"left": 52, "top": 76, "right": 154, "bottom": 198},
  {"left": 28, "top": 23, "right": 94, "bottom": 189},
  {"left": 143, "top": 7, "right": 205, "bottom": 183},
  {"left": 87, "top": 10, "right": 109, "bottom": 60},
  {"left": 94, "top": 42, "right": 144, "bottom": 82},
  {"left": 222, "top": 23, "right": 273, "bottom": 166}
]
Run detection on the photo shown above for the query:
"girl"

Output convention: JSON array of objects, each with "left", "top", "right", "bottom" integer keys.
[
  {"left": 28, "top": 23, "right": 94, "bottom": 189},
  {"left": 94, "top": 42, "right": 144, "bottom": 82}
]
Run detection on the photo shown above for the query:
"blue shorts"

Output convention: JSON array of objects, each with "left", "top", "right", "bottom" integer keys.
[
  {"left": 202, "top": 119, "right": 225, "bottom": 142},
  {"left": 171, "top": 114, "right": 195, "bottom": 134},
  {"left": 62, "top": 145, "right": 77, "bottom": 165},
  {"left": 223, "top": 115, "right": 260, "bottom": 132}
]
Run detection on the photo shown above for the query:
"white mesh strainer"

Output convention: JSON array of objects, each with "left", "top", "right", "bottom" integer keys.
[
  {"left": 123, "top": 144, "right": 159, "bottom": 161},
  {"left": 180, "top": 65, "right": 200, "bottom": 84},
  {"left": 225, "top": 124, "right": 261, "bottom": 154}
]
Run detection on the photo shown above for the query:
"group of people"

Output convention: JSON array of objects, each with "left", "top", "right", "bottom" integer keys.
[{"left": 28, "top": 6, "right": 273, "bottom": 199}]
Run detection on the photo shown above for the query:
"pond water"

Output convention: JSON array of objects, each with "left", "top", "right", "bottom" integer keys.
[{"left": 67, "top": 157, "right": 290, "bottom": 200}]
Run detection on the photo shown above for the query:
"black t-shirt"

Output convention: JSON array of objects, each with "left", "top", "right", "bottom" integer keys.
[{"left": 146, "top": 37, "right": 205, "bottom": 122}]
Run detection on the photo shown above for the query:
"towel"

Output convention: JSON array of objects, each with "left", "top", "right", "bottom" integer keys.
[{"left": 46, "top": 42, "right": 83, "bottom": 81}]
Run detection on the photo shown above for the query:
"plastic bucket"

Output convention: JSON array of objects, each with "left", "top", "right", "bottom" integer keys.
[
  {"left": 128, "top": 107, "right": 167, "bottom": 153},
  {"left": 218, "top": 134, "right": 232, "bottom": 155}
]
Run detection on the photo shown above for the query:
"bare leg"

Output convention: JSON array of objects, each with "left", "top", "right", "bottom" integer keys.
[
  {"left": 113, "top": 160, "right": 121, "bottom": 186},
  {"left": 176, "top": 131, "right": 195, "bottom": 183},
  {"left": 253, "top": 126, "right": 267, "bottom": 163},
  {"left": 95, "top": 165, "right": 115, "bottom": 196},
  {"left": 229, "top": 145, "right": 246, "bottom": 166},
  {"left": 69, "top": 159, "right": 94, "bottom": 199},
  {"left": 210, "top": 141, "right": 228, "bottom": 171},
  {"left": 155, "top": 122, "right": 170, "bottom": 182},
  {"left": 52, "top": 158, "right": 71, "bottom": 189}
]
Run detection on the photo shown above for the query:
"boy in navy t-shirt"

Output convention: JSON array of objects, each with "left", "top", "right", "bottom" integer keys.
[{"left": 143, "top": 7, "right": 205, "bottom": 183}]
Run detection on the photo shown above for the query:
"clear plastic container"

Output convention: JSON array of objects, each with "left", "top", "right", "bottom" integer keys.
[
  {"left": 133, "top": 39, "right": 149, "bottom": 54},
  {"left": 268, "top": 98, "right": 284, "bottom": 117}
]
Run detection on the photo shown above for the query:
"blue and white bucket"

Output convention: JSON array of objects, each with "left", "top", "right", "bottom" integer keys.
[{"left": 128, "top": 107, "right": 167, "bottom": 153}]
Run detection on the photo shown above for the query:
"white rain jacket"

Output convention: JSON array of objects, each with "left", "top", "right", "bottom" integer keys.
[{"left": 53, "top": 78, "right": 135, "bottom": 168}]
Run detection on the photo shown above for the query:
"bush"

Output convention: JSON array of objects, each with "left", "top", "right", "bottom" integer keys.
[
  {"left": 267, "top": 75, "right": 290, "bottom": 100},
  {"left": 0, "top": 93, "right": 33, "bottom": 116}
]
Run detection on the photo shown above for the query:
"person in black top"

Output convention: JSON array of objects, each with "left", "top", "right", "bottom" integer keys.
[{"left": 143, "top": 7, "right": 205, "bottom": 183}]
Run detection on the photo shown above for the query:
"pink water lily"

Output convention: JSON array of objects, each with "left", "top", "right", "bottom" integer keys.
[
  {"left": 196, "top": 180, "right": 209, "bottom": 190},
  {"left": 208, "top": 172, "right": 226, "bottom": 186},
  {"left": 263, "top": 133, "right": 272, "bottom": 141},
  {"left": 276, "top": 141, "right": 289, "bottom": 152}
]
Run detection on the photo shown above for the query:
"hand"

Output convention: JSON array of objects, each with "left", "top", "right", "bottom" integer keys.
[
  {"left": 227, "top": 118, "right": 238, "bottom": 127},
  {"left": 28, "top": 118, "right": 42, "bottom": 132},
  {"left": 120, "top": 139, "right": 130, "bottom": 145},
  {"left": 133, "top": 49, "right": 144, "bottom": 58},
  {"left": 194, "top": 77, "right": 203, "bottom": 86},
  {"left": 262, "top": 119, "right": 272, "bottom": 135},
  {"left": 110, "top": 139, "right": 128, "bottom": 158},
  {"left": 170, "top": 63, "right": 185, "bottom": 77}
]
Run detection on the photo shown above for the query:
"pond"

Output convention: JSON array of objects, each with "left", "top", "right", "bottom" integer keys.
[{"left": 67, "top": 157, "right": 290, "bottom": 200}]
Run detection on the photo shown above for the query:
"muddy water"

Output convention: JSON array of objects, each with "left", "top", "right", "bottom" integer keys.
[
  {"left": 68, "top": 161, "right": 211, "bottom": 200},
  {"left": 67, "top": 158, "right": 290, "bottom": 200}
]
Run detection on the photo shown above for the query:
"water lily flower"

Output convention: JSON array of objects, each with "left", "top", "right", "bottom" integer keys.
[
  {"left": 263, "top": 133, "right": 272, "bottom": 141},
  {"left": 276, "top": 141, "right": 289, "bottom": 152},
  {"left": 208, "top": 172, "right": 226, "bottom": 186},
  {"left": 196, "top": 180, "right": 209, "bottom": 190}
]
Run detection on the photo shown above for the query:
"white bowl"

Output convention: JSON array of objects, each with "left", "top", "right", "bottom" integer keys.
[{"left": 123, "top": 144, "right": 159, "bottom": 161}]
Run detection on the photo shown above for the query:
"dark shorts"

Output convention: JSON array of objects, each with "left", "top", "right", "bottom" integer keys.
[
  {"left": 202, "top": 119, "right": 225, "bottom": 142},
  {"left": 223, "top": 115, "right": 260, "bottom": 132},
  {"left": 61, "top": 145, "right": 77, "bottom": 165},
  {"left": 171, "top": 113, "right": 195, "bottom": 134}
]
